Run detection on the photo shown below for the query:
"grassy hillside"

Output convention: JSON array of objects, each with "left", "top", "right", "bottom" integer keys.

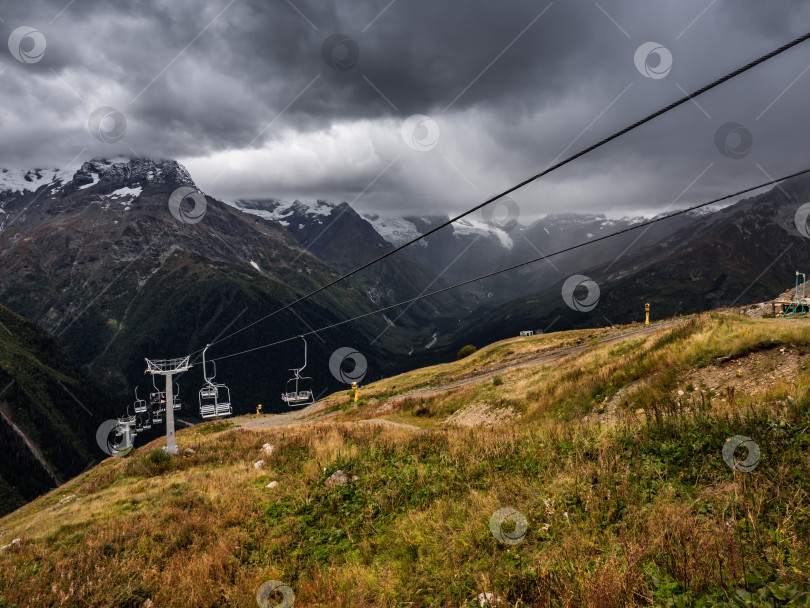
[
  {"left": 0, "top": 305, "right": 118, "bottom": 517},
  {"left": 1, "top": 313, "right": 809, "bottom": 607}
]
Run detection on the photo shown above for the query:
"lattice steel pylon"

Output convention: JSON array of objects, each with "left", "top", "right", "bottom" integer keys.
[
  {"left": 145, "top": 356, "right": 192, "bottom": 455},
  {"left": 784, "top": 271, "right": 808, "bottom": 319}
]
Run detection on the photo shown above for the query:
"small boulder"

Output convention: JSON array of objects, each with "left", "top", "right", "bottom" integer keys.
[
  {"left": 325, "top": 469, "right": 349, "bottom": 488},
  {"left": 266, "top": 481, "right": 279, "bottom": 489},
  {"left": 262, "top": 443, "right": 275, "bottom": 457},
  {"left": 254, "top": 460, "right": 265, "bottom": 470},
  {"left": 10, "top": 538, "right": 22, "bottom": 552},
  {"left": 57, "top": 495, "right": 75, "bottom": 507},
  {"left": 477, "top": 592, "right": 503, "bottom": 606},
  {"left": 184, "top": 448, "right": 195, "bottom": 455}
]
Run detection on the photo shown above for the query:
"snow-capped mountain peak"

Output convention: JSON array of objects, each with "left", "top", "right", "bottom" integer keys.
[
  {"left": 0, "top": 157, "right": 196, "bottom": 198},
  {"left": 228, "top": 198, "right": 517, "bottom": 250},
  {"left": 68, "top": 158, "right": 194, "bottom": 191}
]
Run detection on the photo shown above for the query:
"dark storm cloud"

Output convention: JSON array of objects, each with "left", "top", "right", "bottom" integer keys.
[{"left": 1, "top": 0, "right": 810, "bottom": 218}]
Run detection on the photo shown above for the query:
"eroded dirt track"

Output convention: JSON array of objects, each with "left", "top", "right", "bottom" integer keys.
[
  {"left": 388, "top": 319, "right": 687, "bottom": 402},
  {"left": 237, "top": 320, "right": 687, "bottom": 431}
]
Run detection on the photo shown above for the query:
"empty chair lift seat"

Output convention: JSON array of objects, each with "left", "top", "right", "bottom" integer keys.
[
  {"left": 281, "top": 336, "right": 314, "bottom": 407},
  {"left": 198, "top": 345, "right": 233, "bottom": 419}
]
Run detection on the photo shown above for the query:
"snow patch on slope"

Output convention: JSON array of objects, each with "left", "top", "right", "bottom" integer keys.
[
  {"left": 362, "top": 215, "right": 421, "bottom": 247},
  {"left": 452, "top": 218, "right": 513, "bottom": 248},
  {"left": 0, "top": 167, "right": 73, "bottom": 194},
  {"left": 78, "top": 172, "right": 100, "bottom": 190},
  {"left": 364, "top": 213, "right": 512, "bottom": 249},
  {"left": 108, "top": 186, "right": 143, "bottom": 198},
  {"left": 229, "top": 199, "right": 336, "bottom": 224}
]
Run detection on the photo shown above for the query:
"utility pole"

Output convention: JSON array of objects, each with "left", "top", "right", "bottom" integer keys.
[{"left": 145, "top": 356, "right": 192, "bottom": 455}]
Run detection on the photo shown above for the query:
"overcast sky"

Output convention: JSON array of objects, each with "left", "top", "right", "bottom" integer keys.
[{"left": 2, "top": 0, "right": 810, "bottom": 220}]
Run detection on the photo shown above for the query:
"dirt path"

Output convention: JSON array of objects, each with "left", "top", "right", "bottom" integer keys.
[
  {"left": 388, "top": 319, "right": 687, "bottom": 403},
  {"left": 237, "top": 399, "right": 336, "bottom": 430},
  {"left": 238, "top": 406, "right": 425, "bottom": 433},
  {"left": 237, "top": 320, "right": 686, "bottom": 432}
]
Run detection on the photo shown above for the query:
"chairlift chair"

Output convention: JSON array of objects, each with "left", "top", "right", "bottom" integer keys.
[
  {"left": 281, "top": 336, "right": 314, "bottom": 407},
  {"left": 133, "top": 387, "right": 147, "bottom": 414},
  {"left": 150, "top": 375, "right": 167, "bottom": 410},
  {"left": 118, "top": 403, "right": 137, "bottom": 433},
  {"left": 198, "top": 345, "right": 233, "bottom": 419},
  {"left": 117, "top": 415, "right": 136, "bottom": 432},
  {"left": 172, "top": 382, "right": 181, "bottom": 411},
  {"left": 149, "top": 391, "right": 165, "bottom": 409},
  {"left": 149, "top": 377, "right": 165, "bottom": 424}
]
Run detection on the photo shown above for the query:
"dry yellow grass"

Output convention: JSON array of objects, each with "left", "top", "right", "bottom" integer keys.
[{"left": 1, "top": 312, "right": 809, "bottom": 606}]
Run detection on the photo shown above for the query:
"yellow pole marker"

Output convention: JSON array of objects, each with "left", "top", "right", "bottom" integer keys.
[
  {"left": 256, "top": 403, "right": 262, "bottom": 415},
  {"left": 645, "top": 303, "right": 650, "bottom": 325},
  {"left": 352, "top": 381, "right": 359, "bottom": 403}
]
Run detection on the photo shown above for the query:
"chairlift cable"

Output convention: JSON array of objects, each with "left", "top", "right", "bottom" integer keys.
[
  {"left": 208, "top": 165, "right": 810, "bottom": 363},
  {"left": 196, "top": 31, "right": 810, "bottom": 354}
]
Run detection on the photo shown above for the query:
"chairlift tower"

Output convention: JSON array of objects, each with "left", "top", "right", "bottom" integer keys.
[
  {"left": 145, "top": 356, "right": 192, "bottom": 455},
  {"left": 116, "top": 414, "right": 137, "bottom": 453}
]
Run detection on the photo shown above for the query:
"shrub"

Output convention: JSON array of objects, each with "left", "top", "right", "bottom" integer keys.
[
  {"left": 457, "top": 345, "right": 477, "bottom": 360},
  {"left": 139, "top": 448, "right": 177, "bottom": 476},
  {"left": 493, "top": 376, "right": 503, "bottom": 386}
]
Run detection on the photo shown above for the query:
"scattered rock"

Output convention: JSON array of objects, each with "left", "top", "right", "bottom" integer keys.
[
  {"left": 687, "top": 346, "right": 802, "bottom": 399},
  {"left": 477, "top": 592, "right": 503, "bottom": 606},
  {"left": 325, "top": 469, "right": 350, "bottom": 488},
  {"left": 143, "top": 599, "right": 153, "bottom": 608},
  {"left": 0, "top": 545, "right": 8, "bottom": 553},
  {"left": 184, "top": 448, "right": 195, "bottom": 455},
  {"left": 57, "top": 495, "right": 75, "bottom": 507},
  {"left": 262, "top": 443, "right": 275, "bottom": 457},
  {"left": 266, "top": 481, "right": 279, "bottom": 489},
  {"left": 254, "top": 460, "right": 265, "bottom": 470}
]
